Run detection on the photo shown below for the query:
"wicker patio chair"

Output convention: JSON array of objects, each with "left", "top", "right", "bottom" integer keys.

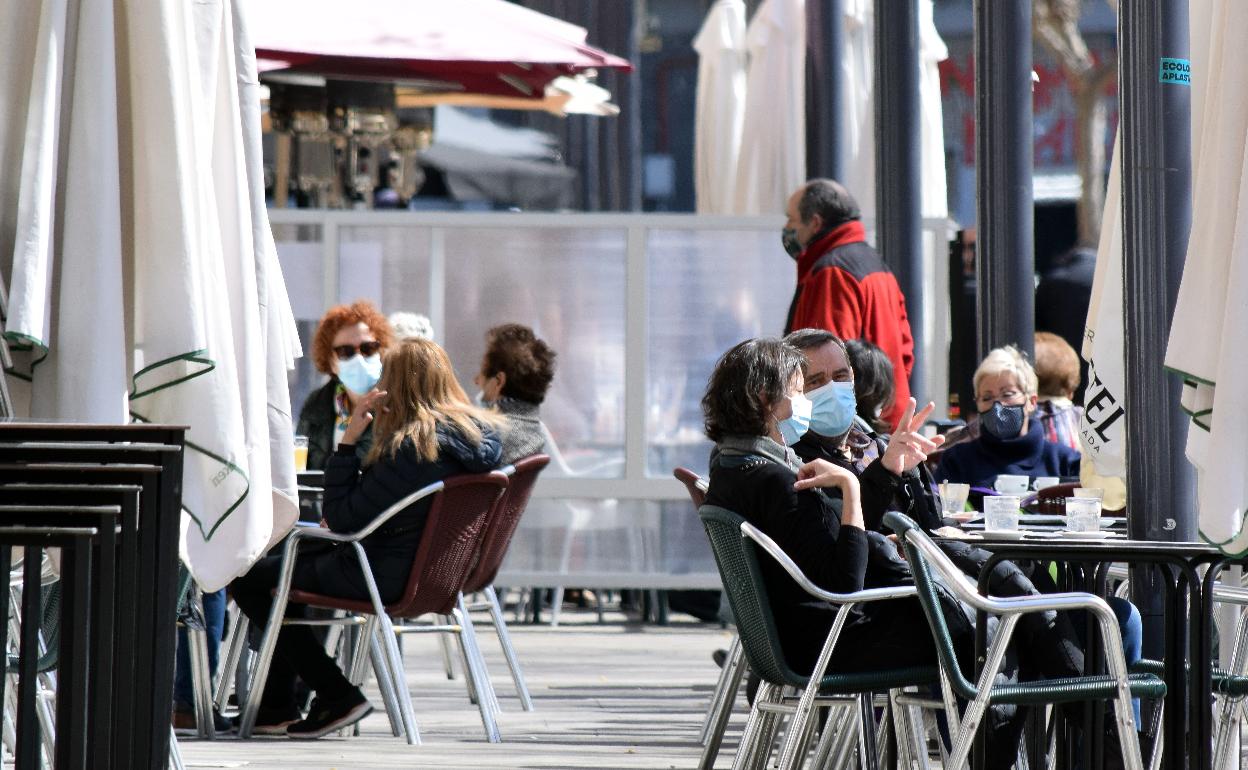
[{"left": 237, "top": 471, "right": 508, "bottom": 744}]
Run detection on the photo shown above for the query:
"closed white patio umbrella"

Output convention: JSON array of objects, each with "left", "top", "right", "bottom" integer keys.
[
  {"left": 1165, "top": 0, "right": 1248, "bottom": 552},
  {"left": 1078, "top": 131, "right": 1129, "bottom": 510},
  {"left": 837, "top": 0, "right": 948, "bottom": 223},
  {"left": 0, "top": 0, "right": 301, "bottom": 591},
  {"left": 693, "top": 0, "right": 747, "bottom": 214},
  {"left": 733, "top": 0, "right": 805, "bottom": 216}
]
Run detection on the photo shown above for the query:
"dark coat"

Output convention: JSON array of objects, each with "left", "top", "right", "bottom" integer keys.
[
  {"left": 792, "top": 423, "right": 942, "bottom": 533},
  {"left": 704, "top": 436, "right": 932, "bottom": 676},
  {"left": 936, "top": 418, "right": 1080, "bottom": 489},
  {"left": 296, "top": 379, "right": 373, "bottom": 471},
  {"left": 314, "top": 423, "right": 502, "bottom": 603}
]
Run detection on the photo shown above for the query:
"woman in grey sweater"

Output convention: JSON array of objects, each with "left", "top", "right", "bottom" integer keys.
[{"left": 473, "top": 323, "right": 556, "bottom": 464}]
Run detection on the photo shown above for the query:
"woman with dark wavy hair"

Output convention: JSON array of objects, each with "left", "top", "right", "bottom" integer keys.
[{"left": 473, "top": 323, "right": 556, "bottom": 464}]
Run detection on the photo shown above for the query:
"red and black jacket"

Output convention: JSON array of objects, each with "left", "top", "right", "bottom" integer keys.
[{"left": 785, "top": 221, "right": 915, "bottom": 429}]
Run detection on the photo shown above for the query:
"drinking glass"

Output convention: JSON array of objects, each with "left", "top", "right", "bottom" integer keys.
[
  {"left": 293, "top": 435, "right": 309, "bottom": 473},
  {"left": 939, "top": 482, "right": 971, "bottom": 515},
  {"left": 1065, "top": 498, "right": 1101, "bottom": 532},
  {"left": 1073, "top": 487, "right": 1104, "bottom": 500},
  {"left": 984, "top": 496, "right": 1021, "bottom": 532}
]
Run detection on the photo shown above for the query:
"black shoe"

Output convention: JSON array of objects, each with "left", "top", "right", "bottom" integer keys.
[
  {"left": 231, "top": 705, "right": 302, "bottom": 736},
  {"left": 286, "top": 690, "right": 373, "bottom": 740},
  {"left": 712, "top": 648, "right": 728, "bottom": 669}
]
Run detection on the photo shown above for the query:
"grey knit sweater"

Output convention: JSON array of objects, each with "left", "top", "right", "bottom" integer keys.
[{"left": 494, "top": 397, "right": 547, "bottom": 465}]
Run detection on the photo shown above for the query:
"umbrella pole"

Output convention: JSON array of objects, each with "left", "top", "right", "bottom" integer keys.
[
  {"left": 972, "top": 0, "right": 1035, "bottom": 359},
  {"left": 1118, "top": 0, "right": 1197, "bottom": 672},
  {"left": 874, "top": 0, "right": 925, "bottom": 403}
]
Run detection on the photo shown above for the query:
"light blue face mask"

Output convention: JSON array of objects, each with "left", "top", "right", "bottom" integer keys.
[
  {"left": 338, "top": 353, "right": 382, "bottom": 395},
  {"left": 807, "top": 380, "right": 858, "bottom": 437},
  {"left": 777, "top": 392, "right": 812, "bottom": 446}
]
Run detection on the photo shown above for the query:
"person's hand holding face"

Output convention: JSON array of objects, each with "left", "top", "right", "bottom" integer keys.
[{"left": 341, "top": 389, "right": 388, "bottom": 446}]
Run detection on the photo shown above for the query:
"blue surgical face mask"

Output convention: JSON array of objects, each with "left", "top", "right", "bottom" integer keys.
[
  {"left": 980, "top": 401, "right": 1026, "bottom": 440},
  {"left": 777, "top": 392, "right": 812, "bottom": 446},
  {"left": 807, "top": 380, "right": 858, "bottom": 437},
  {"left": 338, "top": 353, "right": 382, "bottom": 395}
]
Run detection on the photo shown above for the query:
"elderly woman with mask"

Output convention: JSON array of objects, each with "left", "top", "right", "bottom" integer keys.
[
  {"left": 297, "top": 301, "right": 395, "bottom": 470},
  {"left": 937, "top": 345, "right": 1080, "bottom": 489}
]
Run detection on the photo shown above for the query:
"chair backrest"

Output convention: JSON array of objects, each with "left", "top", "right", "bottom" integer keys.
[
  {"left": 462, "top": 454, "right": 550, "bottom": 593},
  {"left": 673, "top": 467, "right": 708, "bottom": 508},
  {"left": 7, "top": 580, "right": 61, "bottom": 673},
  {"left": 387, "top": 470, "right": 509, "bottom": 618},
  {"left": 882, "top": 511, "right": 979, "bottom": 700},
  {"left": 698, "top": 504, "right": 804, "bottom": 688}
]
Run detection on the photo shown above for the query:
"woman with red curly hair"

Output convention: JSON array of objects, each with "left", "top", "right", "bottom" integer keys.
[{"left": 297, "top": 300, "right": 395, "bottom": 470}]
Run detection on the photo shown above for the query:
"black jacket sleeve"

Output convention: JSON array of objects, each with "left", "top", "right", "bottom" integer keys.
[
  {"left": 726, "top": 460, "right": 869, "bottom": 596},
  {"left": 321, "top": 440, "right": 444, "bottom": 534},
  {"left": 858, "top": 458, "right": 904, "bottom": 530}
]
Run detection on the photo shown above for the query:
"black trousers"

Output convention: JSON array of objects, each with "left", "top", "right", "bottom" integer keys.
[{"left": 229, "top": 548, "right": 358, "bottom": 710}]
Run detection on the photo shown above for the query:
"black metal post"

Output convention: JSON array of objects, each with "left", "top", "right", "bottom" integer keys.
[
  {"left": 807, "top": 0, "right": 845, "bottom": 180},
  {"left": 875, "top": 0, "right": 925, "bottom": 402},
  {"left": 973, "top": 0, "right": 1034, "bottom": 359},
  {"left": 1118, "top": 1, "right": 1196, "bottom": 763}
]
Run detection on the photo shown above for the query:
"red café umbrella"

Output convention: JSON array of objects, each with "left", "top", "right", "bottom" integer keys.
[{"left": 244, "top": 0, "right": 632, "bottom": 98}]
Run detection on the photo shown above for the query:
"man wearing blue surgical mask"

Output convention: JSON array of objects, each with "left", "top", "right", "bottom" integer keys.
[{"left": 784, "top": 328, "right": 945, "bottom": 531}]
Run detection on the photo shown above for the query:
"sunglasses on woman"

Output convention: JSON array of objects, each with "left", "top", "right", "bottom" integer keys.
[{"left": 333, "top": 341, "right": 382, "bottom": 360}]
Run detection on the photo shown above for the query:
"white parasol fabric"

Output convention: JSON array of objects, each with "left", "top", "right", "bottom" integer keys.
[
  {"left": 733, "top": 0, "right": 805, "bottom": 216},
  {"left": 1164, "top": 0, "right": 1248, "bottom": 552},
  {"left": 0, "top": 0, "right": 301, "bottom": 591},
  {"left": 841, "top": 0, "right": 874, "bottom": 218},
  {"left": 692, "top": 0, "right": 747, "bottom": 214},
  {"left": 840, "top": 0, "right": 948, "bottom": 223},
  {"left": 1079, "top": 131, "right": 1129, "bottom": 511},
  {"left": 1, "top": 0, "right": 128, "bottom": 421},
  {"left": 916, "top": 0, "right": 949, "bottom": 221}
]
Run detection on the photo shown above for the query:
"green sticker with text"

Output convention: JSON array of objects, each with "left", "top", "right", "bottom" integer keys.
[{"left": 1159, "top": 57, "right": 1191, "bottom": 85}]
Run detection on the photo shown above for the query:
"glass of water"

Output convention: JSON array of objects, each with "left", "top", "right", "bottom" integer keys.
[
  {"left": 1065, "top": 497, "right": 1102, "bottom": 532},
  {"left": 940, "top": 482, "right": 971, "bottom": 515},
  {"left": 984, "top": 496, "right": 1021, "bottom": 532}
]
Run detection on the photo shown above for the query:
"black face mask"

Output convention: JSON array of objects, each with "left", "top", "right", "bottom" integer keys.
[
  {"left": 980, "top": 401, "right": 1026, "bottom": 439},
  {"left": 781, "top": 228, "right": 802, "bottom": 259}
]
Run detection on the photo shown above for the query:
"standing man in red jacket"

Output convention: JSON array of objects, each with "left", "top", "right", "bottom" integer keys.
[{"left": 782, "top": 179, "right": 915, "bottom": 430}]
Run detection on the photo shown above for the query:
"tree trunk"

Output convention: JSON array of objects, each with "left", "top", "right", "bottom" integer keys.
[{"left": 1073, "top": 63, "right": 1116, "bottom": 246}]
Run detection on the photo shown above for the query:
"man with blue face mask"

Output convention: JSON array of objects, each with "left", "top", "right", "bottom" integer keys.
[{"left": 784, "top": 328, "right": 945, "bottom": 531}]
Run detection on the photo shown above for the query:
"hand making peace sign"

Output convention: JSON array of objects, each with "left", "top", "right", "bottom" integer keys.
[{"left": 880, "top": 397, "right": 946, "bottom": 476}]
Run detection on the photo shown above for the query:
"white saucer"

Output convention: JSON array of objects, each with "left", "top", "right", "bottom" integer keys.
[
  {"left": 981, "top": 530, "right": 1026, "bottom": 540},
  {"left": 1057, "top": 530, "right": 1113, "bottom": 539}
]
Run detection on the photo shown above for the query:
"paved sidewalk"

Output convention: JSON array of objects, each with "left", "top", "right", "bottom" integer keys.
[{"left": 177, "top": 612, "right": 742, "bottom": 769}]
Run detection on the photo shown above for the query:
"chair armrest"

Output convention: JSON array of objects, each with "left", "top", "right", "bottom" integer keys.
[
  {"left": 741, "top": 521, "right": 917, "bottom": 606},
  {"left": 320, "top": 480, "right": 445, "bottom": 542}
]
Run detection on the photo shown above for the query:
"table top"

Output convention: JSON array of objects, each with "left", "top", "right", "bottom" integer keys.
[{"left": 950, "top": 536, "right": 1223, "bottom": 558}]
